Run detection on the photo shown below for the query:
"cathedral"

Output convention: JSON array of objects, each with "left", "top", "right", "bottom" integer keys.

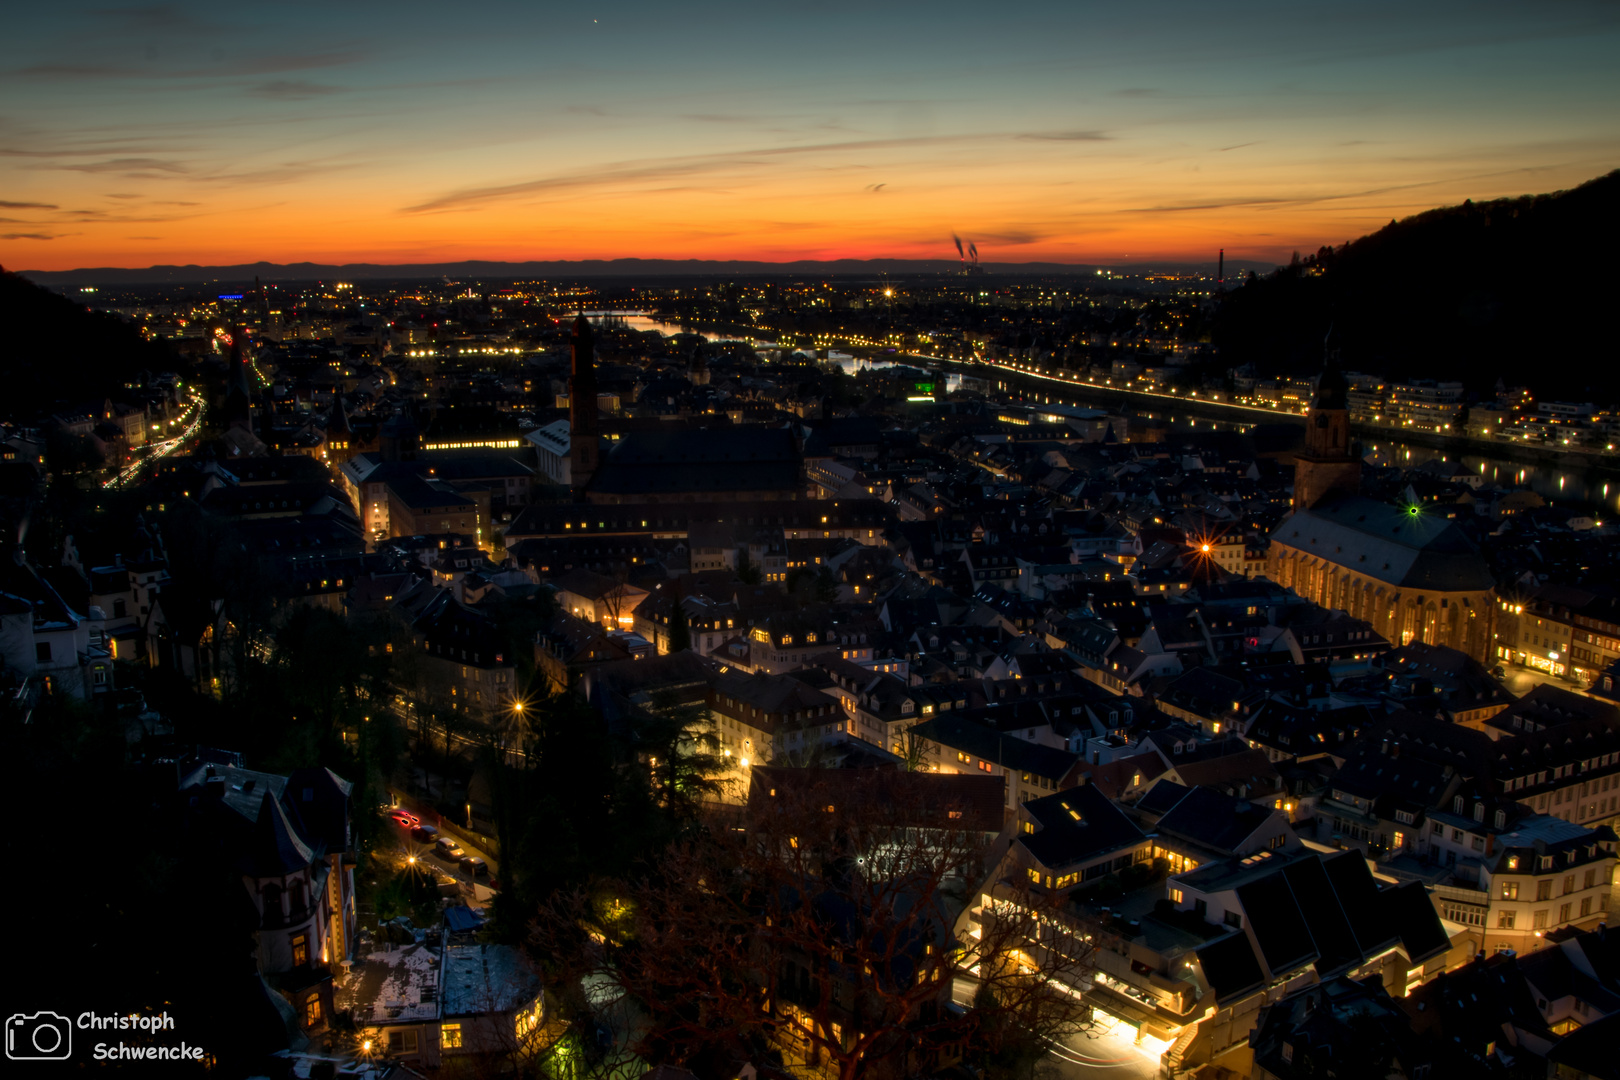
[
  {"left": 1267, "top": 366, "right": 1497, "bottom": 661},
  {"left": 563, "top": 316, "right": 803, "bottom": 506}
]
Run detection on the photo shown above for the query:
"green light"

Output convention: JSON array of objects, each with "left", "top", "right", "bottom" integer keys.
[{"left": 1407, "top": 505, "right": 1420, "bottom": 517}]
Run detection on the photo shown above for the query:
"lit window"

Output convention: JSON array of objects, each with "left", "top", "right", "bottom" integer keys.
[{"left": 442, "top": 1023, "right": 462, "bottom": 1049}]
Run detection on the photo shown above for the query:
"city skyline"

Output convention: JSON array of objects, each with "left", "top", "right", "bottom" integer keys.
[{"left": 5, "top": 0, "right": 1618, "bottom": 272}]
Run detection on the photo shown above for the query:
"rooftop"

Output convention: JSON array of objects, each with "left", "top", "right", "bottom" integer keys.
[
  {"left": 441, "top": 943, "right": 542, "bottom": 1018},
  {"left": 1271, "top": 495, "right": 1493, "bottom": 591},
  {"left": 338, "top": 941, "right": 441, "bottom": 1026}
]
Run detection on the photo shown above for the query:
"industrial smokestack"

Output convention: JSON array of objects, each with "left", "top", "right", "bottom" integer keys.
[
  {"left": 1218, "top": 248, "right": 1224, "bottom": 284},
  {"left": 969, "top": 242, "right": 979, "bottom": 265},
  {"left": 952, "top": 234, "right": 964, "bottom": 262}
]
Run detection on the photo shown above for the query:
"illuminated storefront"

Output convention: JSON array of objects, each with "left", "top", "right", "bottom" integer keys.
[{"left": 1526, "top": 650, "right": 1566, "bottom": 677}]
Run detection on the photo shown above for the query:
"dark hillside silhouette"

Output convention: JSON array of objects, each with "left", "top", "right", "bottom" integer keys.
[
  {"left": 1212, "top": 170, "right": 1619, "bottom": 400},
  {"left": 0, "top": 266, "right": 184, "bottom": 419}
]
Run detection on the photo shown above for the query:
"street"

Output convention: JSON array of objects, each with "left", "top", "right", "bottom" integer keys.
[
  {"left": 1500, "top": 663, "right": 1591, "bottom": 699},
  {"left": 105, "top": 387, "right": 207, "bottom": 489},
  {"left": 951, "top": 978, "right": 1163, "bottom": 1079},
  {"left": 1046, "top": 1016, "right": 1163, "bottom": 1080},
  {"left": 382, "top": 790, "right": 500, "bottom": 889}
]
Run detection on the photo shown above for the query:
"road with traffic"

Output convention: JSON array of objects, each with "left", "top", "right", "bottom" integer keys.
[{"left": 105, "top": 386, "right": 207, "bottom": 489}]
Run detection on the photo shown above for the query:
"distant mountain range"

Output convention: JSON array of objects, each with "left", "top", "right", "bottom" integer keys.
[
  {"left": 15, "top": 257, "right": 1267, "bottom": 286},
  {"left": 1212, "top": 169, "right": 1620, "bottom": 401}
]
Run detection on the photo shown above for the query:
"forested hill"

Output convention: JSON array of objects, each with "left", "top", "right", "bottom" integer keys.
[
  {"left": 1212, "top": 169, "right": 1620, "bottom": 401},
  {"left": 0, "top": 267, "right": 183, "bottom": 420}
]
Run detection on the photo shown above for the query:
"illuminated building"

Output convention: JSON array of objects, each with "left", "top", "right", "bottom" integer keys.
[
  {"left": 1267, "top": 499, "right": 1495, "bottom": 662},
  {"left": 1291, "top": 365, "right": 1361, "bottom": 512},
  {"left": 1427, "top": 810, "right": 1616, "bottom": 953},
  {"left": 177, "top": 761, "right": 358, "bottom": 1036},
  {"left": 568, "top": 315, "right": 600, "bottom": 492},
  {"left": 1271, "top": 373, "right": 1495, "bottom": 662}
]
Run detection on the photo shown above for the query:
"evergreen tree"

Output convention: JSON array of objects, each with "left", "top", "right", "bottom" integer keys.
[{"left": 667, "top": 597, "right": 692, "bottom": 653}]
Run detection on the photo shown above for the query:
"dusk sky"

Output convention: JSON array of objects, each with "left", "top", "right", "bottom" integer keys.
[{"left": 4, "top": 1, "right": 1617, "bottom": 272}]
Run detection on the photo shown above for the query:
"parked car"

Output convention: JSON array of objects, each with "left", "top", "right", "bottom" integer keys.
[
  {"left": 435, "top": 837, "right": 465, "bottom": 860},
  {"left": 460, "top": 856, "right": 488, "bottom": 878},
  {"left": 410, "top": 824, "right": 439, "bottom": 843}
]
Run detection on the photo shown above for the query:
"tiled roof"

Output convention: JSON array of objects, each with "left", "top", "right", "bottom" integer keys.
[
  {"left": 747, "top": 767, "right": 1004, "bottom": 833},
  {"left": 1155, "top": 785, "right": 1277, "bottom": 854},
  {"left": 1196, "top": 930, "right": 1266, "bottom": 1005},
  {"left": 1270, "top": 495, "right": 1493, "bottom": 591},
  {"left": 909, "top": 713, "right": 1081, "bottom": 780},
  {"left": 1236, "top": 872, "right": 1318, "bottom": 976},
  {"left": 1020, "top": 784, "right": 1146, "bottom": 870}
]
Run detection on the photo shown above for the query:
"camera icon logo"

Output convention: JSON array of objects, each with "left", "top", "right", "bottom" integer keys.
[{"left": 7, "top": 1012, "right": 72, "bottom": 1060}]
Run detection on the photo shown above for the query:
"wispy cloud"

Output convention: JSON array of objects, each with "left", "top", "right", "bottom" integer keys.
[
  {"left": 17, "top": 49, "right": 366, "bottom": 80},
  {"left": 681, "top": 113, "right": 768, "bottom": 124},
  {"left": 2, "top": 232, "right": 56, "bottom": 240},
  {"left": 1130, "top": 197, "right": 1298, "bottom": 213},
  {"left": 89, "top": 4, "right": 217, "bottom": 33},
  {"left": 405, "top": 133, "right": 1001, "bottom": 213},
  {"left": 974, "top": 230, "right": 1046, "bottom": 245},
  {"left": 0, "top": 199, "right": 58, "bottom": 209},
  {"left": 1017, "top": 130, "right": 1111, "bottom": 142},
  {"left": 1124, "top": 165, "right": 1584, "bottom": 215},
  {"left": 246, "top": 80, "right": 348, "bottom": 99},
  {"left": 406, "top": 158, "right": 764, "bottom": 212},
  {"left": 55, "top": 157, "right": 190, "bottom": 174}
]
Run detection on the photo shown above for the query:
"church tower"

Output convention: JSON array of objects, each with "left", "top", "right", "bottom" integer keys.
[
  {"left": 569, "top": 316, "right": 599, "bottom": 493},
  {"left": 1292, "top": 363, "right": 1361, "bottom": 510},
  {"left": 325, "top": 393, "right": 353, "bottom": 472},
  {"left": 223, "top": 326, "right": 254, "bottom": 430}
]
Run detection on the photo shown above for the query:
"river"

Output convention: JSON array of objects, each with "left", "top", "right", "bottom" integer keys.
[
  {"left": 583, "top": 314, "right": 1619, "bottom": 513},
  {"left": 582, "top": 311, "right": 776, "bottom": 346},
  {"left": 1012, "top": 386, "right": 1620, "bottom": 513}
]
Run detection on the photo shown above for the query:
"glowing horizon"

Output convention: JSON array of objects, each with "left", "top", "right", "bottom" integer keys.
[{"left": 4, "top": 1, "right": 1617, "bottom": 273}]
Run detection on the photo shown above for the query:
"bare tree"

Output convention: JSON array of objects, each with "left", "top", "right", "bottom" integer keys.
[
  {"left": 598, "top": 565, "right": 634, "bottom": 632},
  {"left": 899, "top": 727, "right": 935, "bottom": 773},
  {"left": 532, "top": 778, "right": 1096, "bottom": 1080}
]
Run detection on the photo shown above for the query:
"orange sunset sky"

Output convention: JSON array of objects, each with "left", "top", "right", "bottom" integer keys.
[{"left": 4, "top": 1, "right": 1618, "bottom": 272}]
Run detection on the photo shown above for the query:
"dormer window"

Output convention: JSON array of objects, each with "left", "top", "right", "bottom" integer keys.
[{"left": 805, "top": 632, "right": 817, "bottom": 644}]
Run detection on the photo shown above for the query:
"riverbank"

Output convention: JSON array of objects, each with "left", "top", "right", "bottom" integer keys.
[
  {"left": 946, "top": 359, "right": 1620, "bottom": 478},
  {"left": 638, "top": 316, "right": 1620, "bottom": 482}
]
